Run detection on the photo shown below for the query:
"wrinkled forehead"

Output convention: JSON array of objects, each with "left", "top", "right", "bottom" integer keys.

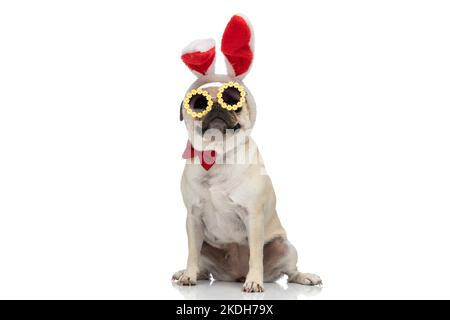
[
  {"left": 197, "top": 82, "right": 222, "bottom": 96},
  {"left": 190, "top": 81, "right": 246, "bottom": 98},
  {"left": 198, "top": 82, "right": 225, "bottom": 89}
]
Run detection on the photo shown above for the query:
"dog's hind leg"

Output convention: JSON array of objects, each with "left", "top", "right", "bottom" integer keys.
[
  {"left": 263, "top": 237, "right": 322, "bottom": 286},
  {"left": 284, "top": 243, "right": 322, "bottom": 286}
]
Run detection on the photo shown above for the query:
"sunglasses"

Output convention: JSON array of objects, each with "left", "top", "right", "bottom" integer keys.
[{"left": 183, "top": 82, "right": 246, "bottom": 119}]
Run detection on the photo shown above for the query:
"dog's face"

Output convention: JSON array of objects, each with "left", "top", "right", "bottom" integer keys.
[
  {"left": 181, "top": 83, "right": 255, "bottom": 152},
  {"left": 199, "top": 86, "right": 243, "bottom": 135}
]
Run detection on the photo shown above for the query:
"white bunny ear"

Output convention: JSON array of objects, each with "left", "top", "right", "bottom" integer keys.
[
  {"left": 221, "top": 14, "right": 254, "bottom": 79},
  {"left": 181, "top": 39, "right": 216, "bottom": 77}
]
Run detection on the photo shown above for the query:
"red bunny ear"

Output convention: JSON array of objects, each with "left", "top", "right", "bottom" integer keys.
[
  {"left": 181, "top": 39, "right": 216, "bottom": 76},
  {"left": 221, "top": 15, "right": 254, "bottom": 78}
]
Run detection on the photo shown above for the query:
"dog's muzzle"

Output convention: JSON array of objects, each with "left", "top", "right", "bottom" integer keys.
[{"left": 201, "top": 103, "right": 240, "bottom": 135}]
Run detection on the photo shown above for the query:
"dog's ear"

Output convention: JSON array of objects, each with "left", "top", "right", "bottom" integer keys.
[
  {"left": 179, "top": 101, "right": 183, "bottom": 121},
  {"left": 181, "top": 39, "right": 216, "bottom": 77},
  {"left": 221, "top": 14, "right": 254, "bottom": 79}
]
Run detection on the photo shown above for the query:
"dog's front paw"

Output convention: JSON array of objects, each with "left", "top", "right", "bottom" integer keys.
[
  {"left": 172, "top": 269, "right": 185, "bottom": 281},
  {"left": 243, "top": 276, "right": 264, "bottom": 293},
  {"left": 178, "top": 274, "right": 197, "bottom": 286},
  {"left": 172, "top": 270, "right": 197, "bottom": 286}
]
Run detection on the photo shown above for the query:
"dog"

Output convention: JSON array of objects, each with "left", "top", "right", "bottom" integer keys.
[{"left": 172, "top": 14, "right": 321, "bottom": 292}]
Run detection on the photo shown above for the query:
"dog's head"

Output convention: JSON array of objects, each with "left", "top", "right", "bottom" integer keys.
[{"left": 179, "top": 15, "right": 256, "bottom": 153}]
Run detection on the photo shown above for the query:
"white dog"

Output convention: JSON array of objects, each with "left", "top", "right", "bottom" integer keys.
[{"left": 172, "top": 14, "right": 321, "bottom": 292}]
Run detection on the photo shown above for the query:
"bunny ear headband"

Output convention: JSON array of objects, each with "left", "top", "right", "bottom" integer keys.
[{"left": 181, "top": 14, "right": 254, "bottom": 79}]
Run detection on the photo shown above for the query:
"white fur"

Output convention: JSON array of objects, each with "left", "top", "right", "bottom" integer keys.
[{"left": 181, "top": 139, "right": 282, "bottom": 245}]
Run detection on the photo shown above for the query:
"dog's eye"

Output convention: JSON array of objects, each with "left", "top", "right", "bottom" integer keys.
[
  {"left": 222, "top": 87, "right": 241, "bottom": 105},
  {"left": 189, "top": 94, "right": 208, "bottom": 110}
]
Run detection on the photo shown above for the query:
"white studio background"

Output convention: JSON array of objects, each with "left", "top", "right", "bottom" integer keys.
[{"left": 1, "top": 1, "right": 449, "bottom": 300}]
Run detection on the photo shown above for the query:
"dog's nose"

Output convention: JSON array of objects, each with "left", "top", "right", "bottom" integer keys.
[{"left": 203, "top": 117, "right": 228, "bottom": 134}]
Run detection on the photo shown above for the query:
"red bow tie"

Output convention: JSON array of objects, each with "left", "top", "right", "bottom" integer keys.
[{"left": 182, "top": 141, "right": 217, "bottom": 171}]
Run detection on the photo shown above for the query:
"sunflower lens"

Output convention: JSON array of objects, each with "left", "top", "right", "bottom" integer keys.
[
  {"left": 189, "top": 94, "right": 208, "bottom": 111},
  {"left": 222, "top": 87, "right": 241, "bottom": 106},
  {"left": 183, "top": 89, "right": 213, "bottom": 119},
  {"left": 217, "top": 82, "right": 246, "bottom": 111}
]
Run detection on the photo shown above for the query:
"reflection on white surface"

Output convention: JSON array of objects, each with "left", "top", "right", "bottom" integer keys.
[{"left": 172, "top": 277, "right": 322, "bottom": 300}]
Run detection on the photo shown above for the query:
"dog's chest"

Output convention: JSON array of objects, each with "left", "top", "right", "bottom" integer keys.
[{"left": 194, "top": 172, "right": 248, "bottom": 245}]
